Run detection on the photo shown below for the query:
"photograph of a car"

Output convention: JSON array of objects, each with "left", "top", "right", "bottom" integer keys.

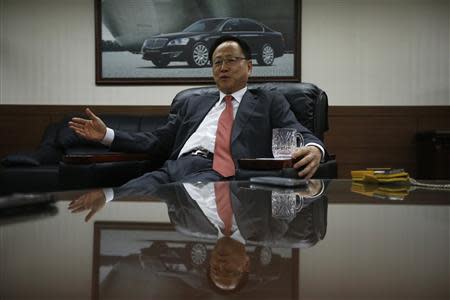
[{"left": 141, "top": 17, "right": 285, "bottom": 68}]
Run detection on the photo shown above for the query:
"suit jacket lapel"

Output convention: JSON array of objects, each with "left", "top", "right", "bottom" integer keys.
[
  {"left": 231, "top": 90, "right": 259, "bottom": 144},
  {"left": 178, "top": 93, "right": 219, "bottom": 150},
  {"left": 195, "top": 92, "right": 220, "bottom": 123},
  {"left": 231, "top": 186, "right": 263, "bottom": 240}
]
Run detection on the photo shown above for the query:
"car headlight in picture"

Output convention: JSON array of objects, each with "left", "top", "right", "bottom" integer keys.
[{"left": 167, "top": 38, "right": 190, "bottom": 46}]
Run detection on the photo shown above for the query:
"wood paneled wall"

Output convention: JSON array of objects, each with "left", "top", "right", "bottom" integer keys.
[
  {"left": 0, "top": 105, "right": 169, "bottom": 160},
  {"left": 1, "top": 105, "right": 449, "bottom": 178},
  {"left": 325, "top": 106, "right": 450, "bottom": 178}
]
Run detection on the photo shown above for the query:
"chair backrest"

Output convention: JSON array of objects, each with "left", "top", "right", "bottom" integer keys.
[{"left": 171, "top": 82, "right": 329, "bottom": 141}]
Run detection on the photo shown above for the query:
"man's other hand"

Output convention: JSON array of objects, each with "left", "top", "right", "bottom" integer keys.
[
  {"left": 68, "top": 108, "right": 107, "bottom": 142},
  {"left": 292, "top": 146, "right": 322, "bottom": 179}
]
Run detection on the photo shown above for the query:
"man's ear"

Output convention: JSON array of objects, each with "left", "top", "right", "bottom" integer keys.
[{"left": 247, "top": 60, "right": 253, "bottom": 76}]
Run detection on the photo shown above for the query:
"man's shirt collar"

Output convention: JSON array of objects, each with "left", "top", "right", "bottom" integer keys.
[{"left": 219, "top": 86, "right": 247, "bottom": 104}]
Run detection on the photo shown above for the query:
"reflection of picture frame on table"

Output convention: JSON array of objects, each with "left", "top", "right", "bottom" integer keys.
[
  {"left": 95, "top": 0, "right": 301, "bottom": 85},
  {"left": 92, "top": 222, "right": 299, "bottom": 299}
]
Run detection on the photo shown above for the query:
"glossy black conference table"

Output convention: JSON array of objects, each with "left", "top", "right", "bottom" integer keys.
[{"left": 0, "top": 180, "right": 449, "bottom": 300}]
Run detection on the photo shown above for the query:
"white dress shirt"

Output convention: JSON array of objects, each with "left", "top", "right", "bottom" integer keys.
[
  {"left": 178, "top": 87, "right": 247, "bottom": 157},
  {"left": 183, "top": 182, "right": 245, "bottom": 243}
]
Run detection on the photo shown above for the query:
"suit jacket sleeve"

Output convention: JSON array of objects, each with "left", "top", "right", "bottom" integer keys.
[
  {"left": 110, "top": 112, "right": 181, "bottom": 157},
  {"left": 232, "top": 90, "right": 325, "bottom": 160}
]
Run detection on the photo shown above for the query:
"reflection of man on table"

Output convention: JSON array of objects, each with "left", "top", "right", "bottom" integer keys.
[
  {"left": 184, "top": 181, "right": 250, "bottom": 293},
  {"left": 182, "top": 180, "right": 326, "bottom": 293},
  {"left": 69, "top": 36, "right": 325, "bottom": 198},
  {"left": 69, "top": 179, "right": 326, "bottom": 294}
]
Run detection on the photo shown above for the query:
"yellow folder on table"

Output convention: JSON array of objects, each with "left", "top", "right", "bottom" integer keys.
[{"left": 351, "top": 168, "right": 410, "bottom": 184}]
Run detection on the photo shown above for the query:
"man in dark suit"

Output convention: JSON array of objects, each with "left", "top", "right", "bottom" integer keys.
[{"left": 69, "top": 36, "right": 325, "bottom": 190}]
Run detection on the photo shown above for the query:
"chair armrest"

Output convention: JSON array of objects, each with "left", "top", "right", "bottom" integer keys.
[
  {"left": 314, "top": 159, "right": 337, "bottom": 179},
  {"left": 236, "top": 158, "right": 337, "bottom": 180},
  {"left": 1, "top": 153, "right": 40, "bottom": 167},
  {"left": 59, "top": 153, "right": 166, "bottom": 189},
  {"left": 63, "top": 153, "right": 151, "bottom": 164},
  {"left": 235, "top": 168, "right": 298, "bottom": 180},
  {"left": 238, "top": 158, "right": 293, "bottom": 170}
]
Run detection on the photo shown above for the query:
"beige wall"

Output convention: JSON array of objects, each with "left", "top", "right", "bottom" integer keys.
[
  {"left": 0, "top": 0, "right": 449, "bottom": 105},
  {"left": 302, "top": 0, "right": 450, "bottom": 106}
]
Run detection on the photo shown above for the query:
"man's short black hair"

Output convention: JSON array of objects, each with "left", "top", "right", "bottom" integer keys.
[{"left": 208, "top": 36, "right": 252, "bottom": 62}]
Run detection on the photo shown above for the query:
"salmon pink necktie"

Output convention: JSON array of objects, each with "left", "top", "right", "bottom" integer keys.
[
  {"left": 212, "top": 95, "right": 235, "bottom": 177},
  {"left": 214, "top": 182, "right": 233, "bottom": 236}
]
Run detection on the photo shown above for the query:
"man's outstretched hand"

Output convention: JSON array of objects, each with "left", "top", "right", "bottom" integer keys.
[
  {"left": 292, "top": 146, "right": 322, "bottom": 179},
  {"left": 68, "top": 189, "right": 106, "bottom": 222},
  {"left": 68, "top": 108, "right": 107, "bottom": 142}
]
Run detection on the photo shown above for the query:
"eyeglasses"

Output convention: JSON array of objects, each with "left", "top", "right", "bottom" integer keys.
[{"left": 213, "top": 56, "right": 247, "bottom": 68}]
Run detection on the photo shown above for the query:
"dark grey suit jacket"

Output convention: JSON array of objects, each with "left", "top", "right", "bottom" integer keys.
[
  {"left": 156, "top": 182, "right": 327, "bottom": 247},
  {"left": 110, "top": 89, "right": 325, "bottom": 163},
  {"left": 159, "top": 183, "right": 290, "bottom": 242}
]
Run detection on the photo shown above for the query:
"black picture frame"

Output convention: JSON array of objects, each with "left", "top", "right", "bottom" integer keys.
[
  {"left": 92, "top": 221, "right": 299, "bottom": 299},
  {"left": 95, "top": 0, "right": 301, "bottom": 85}
]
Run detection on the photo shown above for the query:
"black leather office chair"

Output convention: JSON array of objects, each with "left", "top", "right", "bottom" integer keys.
[{"left": 172, "top": 82, "right": 337, "bottom": 179}]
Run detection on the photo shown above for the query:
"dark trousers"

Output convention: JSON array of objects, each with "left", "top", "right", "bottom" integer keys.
[{"left": 114, "top": 154, "right": 224, "bottom": 198}]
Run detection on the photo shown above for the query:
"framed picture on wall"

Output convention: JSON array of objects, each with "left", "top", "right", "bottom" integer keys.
[
  {"left": 92, "top": 222, "right": 299, "bottom": 299},
  {"left": 95, "top": 0, "right": 301, "bottom": 85}
]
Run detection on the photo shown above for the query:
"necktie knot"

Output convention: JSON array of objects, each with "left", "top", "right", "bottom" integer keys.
[{"left": 224, "top": 95, "right": 233, "bottom": 103}]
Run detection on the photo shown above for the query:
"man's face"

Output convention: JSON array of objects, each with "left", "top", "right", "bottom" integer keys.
[
  {"left": 212, "top": 41, "right": 253, "bottom": 94},
  {"left": 209, "top": 236, "right": 250, "bottom": 290}
]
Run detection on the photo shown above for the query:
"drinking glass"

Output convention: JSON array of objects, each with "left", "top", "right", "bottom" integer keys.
[{"left": 272, "top": 128, "right": 304, "bottom": 159}]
